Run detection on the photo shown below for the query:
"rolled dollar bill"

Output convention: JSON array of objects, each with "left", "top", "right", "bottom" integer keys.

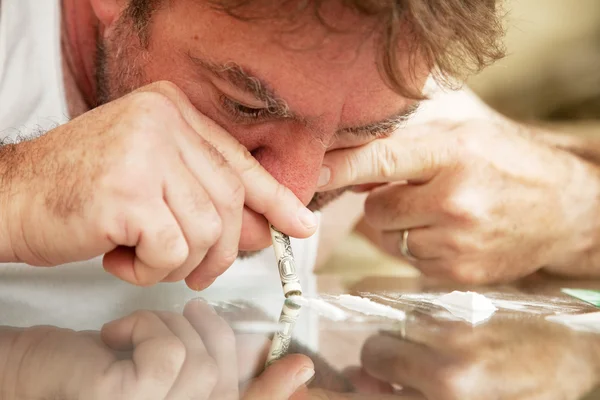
[
  {"left": 265, "top": 299, "right": 302, "bottom": 367},
  {"left": 269, "top": 225, "right": 303, "bottom": 298}
]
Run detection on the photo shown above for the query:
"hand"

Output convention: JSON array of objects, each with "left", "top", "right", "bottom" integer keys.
[
  {"left": 1, "top": 81, "right": 317, "bottom": 289},
  {"left": 351, "top": 317, "right": 600, "bottom": 400},
  {"left": 319, "top": 119, "right": 594, "bottom": 284},
  {"left": 4, "top": 300, "right": 315, "bottom": 400}
]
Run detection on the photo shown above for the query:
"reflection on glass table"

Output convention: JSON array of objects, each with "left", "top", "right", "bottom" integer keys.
[{"left": 3, "top": 277, "right": 600, "bottom": 399}]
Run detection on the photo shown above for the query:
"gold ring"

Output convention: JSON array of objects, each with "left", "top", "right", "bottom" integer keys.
[{"left": 400, "top": 229, "right": 416, "bottom": 260}]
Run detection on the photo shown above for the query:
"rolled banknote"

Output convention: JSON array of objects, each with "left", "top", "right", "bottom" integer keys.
[
  {"left": 265, "top": 299, "right": 302, "bottom": 367},
  {"left": 269, "top": 225, "right": 303, "bottom": 298}
]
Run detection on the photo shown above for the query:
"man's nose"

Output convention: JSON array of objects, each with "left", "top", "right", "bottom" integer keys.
[{"left": 250, "top": 131, "right": 329, "bottom": 206}]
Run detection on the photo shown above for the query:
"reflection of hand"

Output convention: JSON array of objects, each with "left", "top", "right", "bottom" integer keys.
[
  {"left": 351, "top": 317, "right": 600, "bottom": 400},
  {"left": 5, "top": 300, "right": 314, "bottom": 400},
  {"left": 319, "top": 119, "right": 596, "bottom": 284},
  {"left": 291, "top": 388, "right": 422, "bottom": 400}
]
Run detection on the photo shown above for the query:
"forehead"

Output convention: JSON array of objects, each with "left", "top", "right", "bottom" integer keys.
[{"left": 149, "top": 1, "right": 426, "bottom": 118}]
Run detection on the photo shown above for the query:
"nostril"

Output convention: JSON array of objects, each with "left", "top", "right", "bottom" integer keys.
[{"left": 250, "top": 147, "right": 263, "bottom": 160}]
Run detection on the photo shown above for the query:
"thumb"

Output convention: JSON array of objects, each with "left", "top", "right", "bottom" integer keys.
[
  {"left": 319, "top": 134, "right": 448, "bottom": 192},
  {"left": 242, "top": 354, "right": 315, "bottom": 400}
]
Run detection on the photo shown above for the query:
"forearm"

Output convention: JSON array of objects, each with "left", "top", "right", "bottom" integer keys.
[
  {"left": 0, "top": 143, "right": 21, "bottom": 263},
  {"left": 0, "top": 326, "right": 79, "bottom": 400},
  {"left": 520, "top": 124, "right": 600, "bottom": 276},
  {"left": 0, "top": 326, "right": 29, "bottom": 399},
  {"left": 531, "top": 122, "right": 600, "bottom": 166}
]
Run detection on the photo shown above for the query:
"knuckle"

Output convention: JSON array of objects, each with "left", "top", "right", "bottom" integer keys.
[
  {"left": 197, "top": 356, "right": 220, "bottom": 387},
  {"left": 150, "top": 80, "right": 183, "bottom": 97},
  {"left": 434, "top": 363, "right": 477, "bottom": 400},
  {"left": 203, "top": 140, "right": 228, "bottom": 168},
  {"left": 219, "top": 248, "right": 240, "bottom": 269},
  {"left": 445, "top": 263, "right": 479, "bottom": 285},
  {"left": 222, "top": 179, "right": 245, "bottom": 213},
  {"left": 126, "top": 90, "right": 179, "bottom": 118},
  {"left": 236, "top": 143, "right": 256, "bottom": 167},
  {"left": 157, "top": 225, "right": 188, "bottom": 267},
  {"left": 445, "top": 233, "right": 485, "bottom": 256},
  {"left": 199, "top": 213, "right": 223, "bottom": 247},
  {"left": 156, "top": 336, "right": 188, "bottom": 374},
  {"left": 186, "top": 186, "right": 214, "bottom": 215},
  {"left": 439, "top": 194, "right": 473, "bottom": 223},
  {"left": 373, "top": 141, "right": 399, "bottom": 179},
  {"left": 343, "top": 149, "right": 362, "bottom": 183},
  {"left": 213, "top": 323, "right": 236, "bottom": 349}
]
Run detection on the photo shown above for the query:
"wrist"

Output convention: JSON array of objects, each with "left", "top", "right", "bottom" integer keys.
[
  {"left": 543, "top": 156, "right": 600, "bottom": 276},
  {"left": 4, "top": 327, "right": 70, "bottom": 400}
]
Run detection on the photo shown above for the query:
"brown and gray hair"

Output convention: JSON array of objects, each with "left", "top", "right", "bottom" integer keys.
[{"left": 125, "top": 0, "right": 505, "bottom": 99}]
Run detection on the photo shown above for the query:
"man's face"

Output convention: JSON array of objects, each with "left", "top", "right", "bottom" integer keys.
[{"left": 96, "top": 1, "right": 427, "bottom": 211}]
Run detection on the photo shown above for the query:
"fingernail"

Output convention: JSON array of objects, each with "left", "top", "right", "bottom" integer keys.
[
  {"left": 317, "top": 166, "right": 331, "bottom": 188},
  {"left": 297, "top": 207, "right": 317, "bottom": 230},
  {"left": 294, "top": 367, "right": 315, "bottom": 390}
]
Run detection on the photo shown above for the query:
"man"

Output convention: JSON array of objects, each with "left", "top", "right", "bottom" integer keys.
[
  {"left": 2, "top": 0, "right": 600, "bottom": 397},
  {"left": 0, "top": 0, "right": 507, "bottom": 289}
]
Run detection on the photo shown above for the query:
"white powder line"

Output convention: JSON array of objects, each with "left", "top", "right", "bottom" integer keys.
[
  {"left": 546, "top": 312, "right": 600, "bottom": 333},
  {"left": 287, "top": 295, "right": 349, "bottom": 321},
  {"left": 371, "top": 291, "right": 587, "bottom": 316},
  {"left": 335, "top": 294, "right": 406, "bottom": 321}
]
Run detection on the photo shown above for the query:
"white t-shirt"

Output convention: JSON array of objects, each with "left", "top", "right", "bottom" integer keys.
[{"left": 0, "top": 0, "right": 321, "bottom": 348}]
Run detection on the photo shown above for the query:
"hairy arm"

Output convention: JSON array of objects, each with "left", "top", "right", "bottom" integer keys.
[
  {"left": 527, "top": 123, "right": 600, "bottom": 277},
  {"left": 0, "top": 143, "right": 21, "bottom": 263}
]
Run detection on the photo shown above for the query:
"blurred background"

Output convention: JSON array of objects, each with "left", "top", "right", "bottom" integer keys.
[{"left": 320, "top": 0, "right": 600, "bottom": 286}]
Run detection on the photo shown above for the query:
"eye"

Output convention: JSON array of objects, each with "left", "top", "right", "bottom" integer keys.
[{"left": 219, "top": 95, "right": 268, "bottom": 120}]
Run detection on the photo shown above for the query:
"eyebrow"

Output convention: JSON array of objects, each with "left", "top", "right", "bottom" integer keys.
[
  {"left": 187, "top": 53, "right": 420, "bottom": 136},
  {"left": 187, "top": 54, "right": 294, "bottom": 119}
]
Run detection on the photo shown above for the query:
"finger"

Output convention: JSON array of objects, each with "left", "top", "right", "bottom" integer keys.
[
  {"left": 360, "top": 334, "right": 441, "bottom": 392},
  {"left": 351, "top": 183, "right": 387, "bottom": 193},
  {"left": 103, "top": 203, "right": 188, "bottom": 286},
  {"left": 100, "top": 311, "right": 187, "bottom": 399},
  {"left": 292, "top": 389, "right": 419, "bottom": 400},
  {"left": 380, "top": 227, "right": 443, "bottom": 261},
  {"left": 342, "top": 366, "right": 394, "bottom": 394},
  {"left": 235, "top": 333, "right": 271, "bottom": 384},
  {"left": 173, "top": 135, "right": 243, "bottom": 287},
  {"left": 363, "top": 182, "right": 439, "bottom": 231},
  {"left": 162, "top": 166, "right": 222, "bottom": 283},
  {"left": 320, "top": 136, "right": 448, "bottom": 191},
  {"left": 243, "top": 354, "right": 315, "bottom": 400},
  {"left": 238, "top": 206, "right": 272, "bottom": 251},
  {"left": 152, "top": 312, "right": 218, "bottom": 400},
  {"left": 193, "top": 117, "right": 318, "bottom": 240},
  {"left": 140, "top": 82, "right": 317, "bottom": 240},
  {"left": 184, "top": 300, "right": 240, "bottom": 400}
]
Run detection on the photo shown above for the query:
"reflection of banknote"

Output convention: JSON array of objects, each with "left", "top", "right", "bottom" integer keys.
[
  {"left": 269, "top": 225, "right": 302, "bottom": 298},
  {"left": 265, "top": 299, "right": 302, "bottom": 367}
]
